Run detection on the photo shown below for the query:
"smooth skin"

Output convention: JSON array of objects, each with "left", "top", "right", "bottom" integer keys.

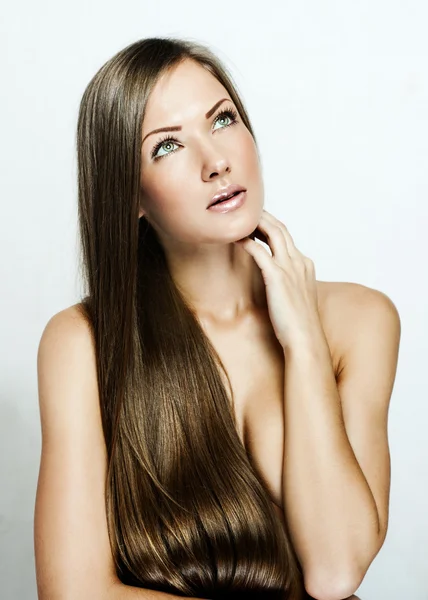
[
  {"left": 35, "top": 305, "right": 367, "bottom": 600},
  {"left": 35, "top": 308, "right": 207, "bottom": 599},
  {"left": 35, "top": 57, "right": 399, "bottom": 599}
]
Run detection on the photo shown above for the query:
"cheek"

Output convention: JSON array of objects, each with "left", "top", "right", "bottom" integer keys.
[
  {"left": 142, "top": 166, "right": 187, "bottom": 212},
  {"left": 237, "top": 131, "right": 260, "bottom": 176},
  {"left": 140, "top": 166, "right": 196, "bottom": 236}
]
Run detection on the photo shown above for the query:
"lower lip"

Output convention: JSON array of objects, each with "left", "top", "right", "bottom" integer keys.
[{"left": 208, "top": 191, "right": 247, "bottom": 213}]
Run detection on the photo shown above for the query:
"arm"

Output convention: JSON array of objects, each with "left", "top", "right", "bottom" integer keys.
[
  {"left": 35, "top": 305, "right": 208, "bottom": 600},
  {"left": 281, "top": 284, "right": 400, "bottom": 600}
]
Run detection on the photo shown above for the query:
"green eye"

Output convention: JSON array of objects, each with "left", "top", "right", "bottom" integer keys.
[
  {"left": 151, "top": 106, "right": 239, "bottom": 161},
  {"left": 152, "top": 139, "right": 179, "bottom": 160},
  {"left": 213, "top": 108, "right": 238, "bottom": 130}
]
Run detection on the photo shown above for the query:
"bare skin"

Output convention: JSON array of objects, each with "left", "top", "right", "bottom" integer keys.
[
  {"left": 197, "top": 280, "right": 341, "bottom": 528},
  {"left": 36, "top": 57, "right": 388, "bottom": 598},
  {"left": 137, "top": 55, "right": 332, "bottom": 528},
  {"left": 138, "top": 58, "right": 268, "bottom": 322},
  {"left": 138, "top": 61, "right": 398, "bottom": 595},
  {"left": 35, "top": 291, "right": 361, "bottom": 600}
]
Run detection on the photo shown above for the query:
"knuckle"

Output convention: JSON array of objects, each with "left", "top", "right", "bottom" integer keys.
[{"left": 304, "top": 256, "right": 315, "bottom": 268}]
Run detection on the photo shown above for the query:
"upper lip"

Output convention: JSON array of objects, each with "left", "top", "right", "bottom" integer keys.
[{"left": 207, "top": 184, "right": 246, "bottom": 208}]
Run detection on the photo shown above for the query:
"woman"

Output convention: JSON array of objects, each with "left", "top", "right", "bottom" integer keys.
[{"left": 34, "top": 36, "right": 399, "bottom": 599}]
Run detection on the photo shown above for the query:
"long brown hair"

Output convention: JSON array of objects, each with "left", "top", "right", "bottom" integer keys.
[{"left": 76, "top": 37, "right": 305, "bottom": 598}]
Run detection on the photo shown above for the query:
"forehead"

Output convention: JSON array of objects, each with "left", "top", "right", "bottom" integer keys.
[{"left": 142, "top": 59, "right": 228, "bottom": 127}]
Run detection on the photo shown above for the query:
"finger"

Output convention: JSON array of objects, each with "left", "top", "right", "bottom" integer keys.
[
  {"left": 235, "top": 237, "right": 277, "bottom": 281},
  {"left": 249, "top": 226, "right": 269, "bottom": 246},
  {"left": 262, "top": 210, "right": 301, "bottom": 258},
  {"left": 257, "top": 214, "right": 292, "bottom": 267}
]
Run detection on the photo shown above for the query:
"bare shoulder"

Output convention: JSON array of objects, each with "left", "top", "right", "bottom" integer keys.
[
  {"left": 316, "top": 279, "right": 400, "bottom": 324},
  {"left": 35, "top": 303, "right": 118, "bottom": 596},
  {"left": 39, "top": 302, "right": 93, "bottom": 349},
  {"left": 37, "top": 301, "right": 100, "bottom": 440},
  {"left": 316, "top": 280, "right": 401, "bottom": 375}
]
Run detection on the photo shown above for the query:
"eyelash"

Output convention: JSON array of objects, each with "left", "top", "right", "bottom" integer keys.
[{"left": 150, "top": 107, "right": 239, "bottom": 161}]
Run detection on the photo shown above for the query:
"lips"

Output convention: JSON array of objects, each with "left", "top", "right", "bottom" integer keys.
[{"left": 207, "top": 184, "right": 247, "bottom": 208}]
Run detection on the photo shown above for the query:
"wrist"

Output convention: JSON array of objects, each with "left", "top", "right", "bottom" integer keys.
[{"left": 282, "top": 324, "right": 331, "bottom": 362}]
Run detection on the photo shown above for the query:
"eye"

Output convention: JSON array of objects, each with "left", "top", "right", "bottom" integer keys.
[
  {"left": 212, "top": 107, "right": 239, "bottom": 131},
  {"left": 150, "top": 136, "right": 180, "bottom": 161},
  {"left": 150, "top": 106, "right": 240, "bottom": 161}
]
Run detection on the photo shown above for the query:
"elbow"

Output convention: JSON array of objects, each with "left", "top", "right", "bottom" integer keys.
[{"left": 304, "top": 569, "right": 362, "bottom": 600}]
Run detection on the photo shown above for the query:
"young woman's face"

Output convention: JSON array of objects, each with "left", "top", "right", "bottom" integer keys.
[{"left": 139, "top": 59, "right": 264, "bottom": 246}]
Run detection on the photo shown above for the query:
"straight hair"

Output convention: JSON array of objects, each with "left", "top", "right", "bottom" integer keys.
[{"left": 76, "top": 36, "right": 306, "bottom": 599}]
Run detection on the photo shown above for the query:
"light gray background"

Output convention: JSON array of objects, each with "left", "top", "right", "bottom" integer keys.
[{"left": 1, "top": 1, "right": 427, "bottom": 598}]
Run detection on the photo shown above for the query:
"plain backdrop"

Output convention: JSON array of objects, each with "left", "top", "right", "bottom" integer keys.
[{"left": 1, "top": 1, "right": 427, "bottom": 598}]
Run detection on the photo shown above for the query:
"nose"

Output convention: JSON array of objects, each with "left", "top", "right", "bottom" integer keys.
[{"left": 202, "top": 154, "right": 231, "bottom": 181}]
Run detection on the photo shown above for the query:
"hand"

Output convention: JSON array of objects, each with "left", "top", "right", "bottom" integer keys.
[{"left": 234, "top": 209, "right": 321, "bottom": 351}]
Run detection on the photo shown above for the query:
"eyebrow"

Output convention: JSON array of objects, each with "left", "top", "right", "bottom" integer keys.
[{"left": 142, "top": 98, "right": 232, "bottom": 145}]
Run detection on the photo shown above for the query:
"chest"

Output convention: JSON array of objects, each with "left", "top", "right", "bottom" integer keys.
[
  {"left": 202, "top": 313, "right": 289, "bottom": 520},
  {"left": 201, "top": 304, "right": 340, "bottom": 527}
]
